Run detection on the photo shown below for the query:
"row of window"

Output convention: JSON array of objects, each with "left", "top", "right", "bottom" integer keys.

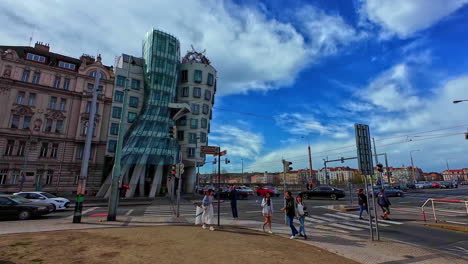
[
  {"left": 180, "top": 70, "right": 214, "bottom": 86},
  {"left": 189, "top": 103, "right": 211, "bottom": 115},
  {"left": 116, "top": 75, "right": 141, "bottom": 89},
  {"left": 26, "top": 52, "right": 77, "bottom": 71},
  {"left": 4, "top": 140, "right": 59, "bottom": 159},
  {"left": 180, "top": 86, "right": 212, "bottom": 101},
  {"left": 22, "top": 70, "right": 71, "bottom": 90},
  {"left": 111, "top": 106, "right": 138, "bottom": 122},
  {"left": 177, "top": 117, "right": 209, "bottom": 129},
  {"left": 113, "top": 91, "right": 140, "bottom": 108},
  {"left": 0, "top": 169, "right": 81, "bottom": 186},
  {"left": 10, "top": 114, "right": 64, "bottom": 134},
  {"left": 176, "top": 131, "right": 207, "bottom": 143},
  {"left": 16, "top": 92, "right": 68, "bottom": 112}
]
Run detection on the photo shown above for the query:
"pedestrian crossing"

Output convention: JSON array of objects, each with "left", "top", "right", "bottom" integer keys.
[
  {"left": 143, "top": 204, "right": 230, "bottom": 217},
  {"left": 303, "top": 212, "right": 403, "bottom": 234}
]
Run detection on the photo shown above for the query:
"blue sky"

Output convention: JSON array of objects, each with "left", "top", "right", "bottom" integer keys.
[{"left": 2, "top": 0, "right": 468, "bottom": 173}]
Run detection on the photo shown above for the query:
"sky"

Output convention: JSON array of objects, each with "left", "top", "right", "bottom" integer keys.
[{"left": 1, "top": 0, "right": 468, "bottom": 173}]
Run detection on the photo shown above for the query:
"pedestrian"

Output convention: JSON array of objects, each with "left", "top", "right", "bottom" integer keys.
[
  {"left": 377, "top": 188, "right": 391, "bottom": 220},
  {"left": 229, "top": 185, "right": 238, "bottom": 219},
  {"left": 296, "top": 195, "right": 307, "bottom": 240},
  {"left": 202, "top": 189, "right": 215, "bottom": 231},
  {"left": 261, "top": 192, "right": 273, "bottom": 233},
  {"left": 357, "top": 188, "right": 369, "bottom": 220},
  {"left": 281, "top": 191, "right": 299, "bottom": 239}
]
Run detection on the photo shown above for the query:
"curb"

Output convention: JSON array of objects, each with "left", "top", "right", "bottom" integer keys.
[{"left": 418, "top": 222, "right": 468, "bottom": 233}]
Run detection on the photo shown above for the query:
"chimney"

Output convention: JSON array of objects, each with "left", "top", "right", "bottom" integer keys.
[{"left": 34, "top": 41, "right": 50, "bottom": 52}]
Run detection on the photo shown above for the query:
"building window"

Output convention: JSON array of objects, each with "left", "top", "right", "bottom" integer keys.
[
  {"left": 28, "top": 93, "right": 36, "bottom": 106},
  {"left": 205, "top": 90, "right": 212, "bottom": 101},
  {"left": 181, "top": 87, "right": 189, "bottom": 97},
  {"left": 111, "top": 106, "right": 122, "bottom": 119},
  {"left": 53, "top": 76, "right": 61, "bottom": 88},
  {"left": 45, "top": 119, "right": 53, "bottom": 132},
  {"left": 11, "top": 115, "right": 20, "bottom": 129},
  {"left": 207, "top": 73, "right": 214, "bottom": 86},
  {"left": 190, "top": 119, "right": 198, "bottom": 129},
  {"left": 55, "top": 120, "right": 63, "bottom": 133},
  {"left": 188, "top": 148, "right": 195, "bottom": 158},
  {"left": 189, "top": 133, "right": 197, "bottom": 144},
  {"left": 89, "top": 71, "right": 106, "bottom": 80},
  {"left": 49, "top": 96, "right": 57, "bottom": 109},
  {"left": 129, "top": 96, "right": 139, "bottom": 108},
  {"left": 116, "top": 75, "right": 126, "bottom": 87},
  {"left": 0, "top": 169, "right": 7, "bottom": 185},
  {"left": 200, "top": 132, "right": 207, "bottom": 143},
  {"left": 58, "top": 61, "right": 76, "bottom": 70},
  {"left": 76, "top": 145, "right": 83, "bottom": 160},
  {"left": 110, "top": 123, "right": 119, "bottom": 135},
  {"left": 108, "top": 140, "right": 117, "bottom": 153},
  {"left": 191, "top": 104, "right": 200, "bottom": 115},
  {"left": 10, "top": 170, "right": 19, "bottom": 184},
  {"left": 50, "top": 143, "right": 59, "bottom": 158},
  {"left": 16, "top": 141, "right": 25, "bottom": 156},
  {"left": 201, "top": 118, "right": 207, "bottom": 128},
  {"left": 63, "top": 78, "right": 70, "bottom": 90},
  {"left": 32, "top": 72, "right": 41, "bottom": 84},
  {"left": 87, "top": 83, "right": 94, "bottom": 92},
  {"left": 177, "top": 131, "right": 184, "bottom": 141},
  {"left": 16, "top": 91, "right": 25, "bottom": 104},
  {"left": 114, "top": 90, "right": 124, "bottom": 102},
  {"left": 86, "top": 102, "right": 99, "bottom": 113},
  {"left": 168, "top": 42, "right": 176, "bottom": 54},
  {"left": 40, "top": 142, "right": 48, "bottom": 158},
  {"left": 23, "top": 116, "right": 31, "bottom": 129},
  {"left": 131, "top": 79, "right": 140, "bottom": 89},
  {"left": 26, "top": 53, "right": 46, "bottom": 63},
  {"left": 194, "top": 70, "right": 202, "bottom": 83},
  {"left": 202, "top": 104, "right": 209, "bottom": 115},
  {"left": 193, "top": 87, "right": 201, "bottom": 98},
  {"left": 60, "top": 98, "right": 67, "bottom": 111},
  {"left": 128, "top": 112, "right": 137, "bottom": 123},
  {"left": 45, "top": 170, "right": 54, "bottom": 185},
  {"left": 177, "top": 117, "right": 187, "bottom": 126},
  {"left": 180, "top": 70, "right": 188, "bottom": 83},
  {"left": 21, "top": 70, "right": 30, "bottom": 82},
  {"left": 5, "top": 140, "right": 14, "bottom": 156}
]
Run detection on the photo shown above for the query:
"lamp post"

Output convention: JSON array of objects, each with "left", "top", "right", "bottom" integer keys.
[
  {"left": 410, "top": 150, "right": 420, "bottom": 183},
  {"left": 301, "top": 136, "right": 314, "bottom": 184}
]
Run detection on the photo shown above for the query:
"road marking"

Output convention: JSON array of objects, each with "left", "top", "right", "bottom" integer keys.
[
  {"left": 355, "top": 219, "right": 390, "bottom": 227},
  {"left": 339, "top": 221, "right": 375, "bottom": 229},
  {"left": 324, "top": 213, "right": 355, "bottom": 220},
  {"left": 125, "top": 209, "right": 133, "bottom": 216},
  {"left": 66, "top": 207, "right": 98, "bottom": 219},
  {"left": 309, "top": 215, "right": 337, "bottom": 222},
  {"left": 305, "top": 217, "right": 325, "bottom": 223},
  {"left": 336, "top": 212, "right": 360, "bottom": 218},
  {"left": 314, "top": 225, "right": 349, "bottom": 234},
  {"left": 244, "top": 211, "right": 262, "bottom": 214},
  {"left": 378, "top": 219, "right": 403, "bottom": 225},
  {"left": 328, "top": 223, "right": 363, "bottom": 231},
  {"left": 446, "top": 220, "right": 467, "bottom": 225}
]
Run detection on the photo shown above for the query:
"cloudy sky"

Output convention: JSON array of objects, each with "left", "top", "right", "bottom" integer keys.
[{"left": 2, "top": 0, "right": 468, "bottom": 173}]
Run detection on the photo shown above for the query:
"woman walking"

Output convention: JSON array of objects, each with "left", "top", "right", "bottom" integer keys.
[
  {"left": 261, "top": 192, "right": 273, "bottom": 233},
  {"left": 202, "top": 189, "right": 215, "bottom": 231},
  {"left": 296, "top": 195, "right": 307, "bottom": 240}
]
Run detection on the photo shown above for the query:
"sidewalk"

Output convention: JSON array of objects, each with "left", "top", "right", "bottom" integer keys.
[{"left": 0, "top": 215, "right": 465, "bottom": 263}]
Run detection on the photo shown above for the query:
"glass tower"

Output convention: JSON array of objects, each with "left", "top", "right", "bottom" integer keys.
[{"left": 120, "top": 30, "right": 180, "bottom": 196}]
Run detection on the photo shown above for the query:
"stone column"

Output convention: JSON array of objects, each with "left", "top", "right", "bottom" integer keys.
[{"left": 126, "top": 165, "right": 146, "bottom": 197}]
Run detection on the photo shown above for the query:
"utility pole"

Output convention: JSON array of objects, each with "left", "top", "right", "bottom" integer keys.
[
  {"left": 282, "top": 159, "right": 287, "bottom": 224},
  {"left": 324, "top": 157, "right": 329, "bottom": 185},
  {"left": 384, "top": 153, "right": 390, "bottom": 184},
  {"left": 73, "top": 67, "right": 100, "bottom": 223},
  {"left": 410, "top": 150, "right": 420, "bottom": 183},
  {"left": 107, "top": 57, "right": 132, "bottom": 221},
  {"left": 446, "top": 160, "right": 450, "bottom": 170},
  {"left": 241, "top": 158, "right": 244, "bottom": 184},
  {"left": 371, "top": 137, "right": 380, "bottom": 240},
  {"left": 217, "top": 147, "right": 221, "bottom": 226}
]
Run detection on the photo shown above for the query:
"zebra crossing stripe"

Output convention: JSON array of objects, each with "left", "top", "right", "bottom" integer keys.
[
  {"left": 377, "top": 219, "right": 402, "bottom": 225},
  {"left": 313, "top": 224, "right": 349, "bottom": 234},
  {"left": 305, "top": 217, "right": 325, "bottom": 223},
  {"left": 336, "top": 212, "right": 360, "bottom": 218},
  {"left": 339, "top": 221, "right": 374, "bottom": 229},
  {"left": 324, "top": 213, "right": 355, "bottom": 220},
  {"left": 328, "top": 223, "right": 363, "bottom": 231},
  {"left": 310, "top": 215, "right": 336, "bottom": 222},
  {"left": 355, "top": 219, "right": 390, "bottom": 227}
]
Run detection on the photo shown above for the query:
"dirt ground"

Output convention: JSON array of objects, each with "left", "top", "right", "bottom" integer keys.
[{"left": 0, "top": 225, "right": 358, "bottom": 264}]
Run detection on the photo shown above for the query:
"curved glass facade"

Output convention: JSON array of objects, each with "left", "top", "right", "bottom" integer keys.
[{"left": 121, "top": 30, "right": 180, "bottom": 166}]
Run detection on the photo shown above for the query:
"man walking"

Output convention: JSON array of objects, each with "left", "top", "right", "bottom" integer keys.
[
  {"left": 281, "top": 191, "right": 298, "bottom": 239},
  {"left": 357, "top": 188, "right": 368, "bottom": 219},
  {"left": 377, "top": 188, "right": 391, "bottom": 220},
  {"left": 229, "top": 185, "right": 238, "bottom": 219}
]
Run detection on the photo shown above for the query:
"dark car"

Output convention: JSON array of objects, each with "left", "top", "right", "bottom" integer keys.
[
  {"left": 369, "top": 187, "right": 404, "bottom": 197},
  {"left": 0, "top": 195, "right": 54, "bottom": 220},
  {"left": 214, "top": 187, "right": 230, "bottom": 199},
  {"left": 406, "top": 183, "right": 416, "bottom": 189},
  {"left": 299, "top": 186, "right": 345, "bottom": 200}
]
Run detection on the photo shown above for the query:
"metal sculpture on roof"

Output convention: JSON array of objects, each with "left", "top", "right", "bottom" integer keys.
[{"left": 182, "top": 45, "right": 211, "bottom": 65}]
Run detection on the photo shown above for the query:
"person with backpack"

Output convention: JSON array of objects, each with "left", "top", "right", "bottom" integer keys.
[
  {"left": 377, "top": 188, "right": 391, "bottom": 220},
  {"left": 357, "top": 188, "right": 369, "bottom": 220}
]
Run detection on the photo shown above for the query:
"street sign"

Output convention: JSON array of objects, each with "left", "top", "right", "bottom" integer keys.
[
  {"left": 219, "top": 150, "right": 227, "bottom": 156},
  {"left": 355, "top": 124, "right": 374, "bottom": 176},
  {"left": 201, "top": 146, "right": 220, "bottom": 155}
]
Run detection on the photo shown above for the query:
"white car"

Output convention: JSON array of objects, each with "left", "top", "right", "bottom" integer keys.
[{"left": 14, "top": 192, "right": 70, "bottom": 211}]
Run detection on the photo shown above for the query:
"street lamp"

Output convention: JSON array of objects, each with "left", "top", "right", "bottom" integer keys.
[
  {"left": 410, "top": 150, "right": 420, "bottom": 183},
  {"left": 301, "top": 136, "right": 314, "bottom": 185},
  {"left": 453, "top": 100, "right": 468, "bottom": 104}
]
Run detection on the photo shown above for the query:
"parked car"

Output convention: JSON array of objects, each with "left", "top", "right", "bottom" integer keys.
[
  {"left": 431, "top": 182, "right": 441, "bottom": 188},
  {"left": 452, "top": 181, "right": 458, "bottom": 188},
  {"left": 299, "top": 186, "right": 345, "bottom": 200},
  {"left": 415, "top": 183, "right": 425, "bottom": 189},
  {"left": 368, "top": 187, "right": 404, "bottom": 198},
  {"left": 439, "top": 181, "right": 457, "bottom": 189},
  {"left": 406, "top": 183, "right": 416, "bottom": 189},
  {"left": 0, "top": 195, "right": 54, "bottom": 220},
  {"left": 236, "top": 186, "right": 254, "bottom": 199},
  {"left": 214, "top": 187, "right": 230, "bottom": 199},
  {"left": 14, "top": 192, "right": 70, "bottom": 211},
  {"left": 256, "top": 186, "right": 280, "bottom": 197},
  {"left": 460, "top": 182, "right": 468, "bottom": 185}
]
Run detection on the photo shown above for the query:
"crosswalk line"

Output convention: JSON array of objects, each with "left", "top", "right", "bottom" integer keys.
[
  {"left": 336, "top": 212, "right": 360, "bottom": 218},
  {"left": 314, "top": 225, "right": 350, "bottom": 234},
  {"left": 125, "top": 209, "right": 134, "bottom": 216},
  {"left": 324, "top": 213, "right": 355, "bottom": 220},
  {"left": 305, "top": 217, "right": 325, "bottom": 223},
  {"left": 310, "top": 215, "right": 336, "bottom": 222},
  {"left": 355, "top": 219, "right": 390, "bottom": 227},
  {"left": 328, "top": 223, "right": 363, "bottom": 231},
  {"left": 339, "top": 222, "right": 374, "bottom": 229},
  {"left": 337, "top": 212, "right": 402, "bottom": 225}
]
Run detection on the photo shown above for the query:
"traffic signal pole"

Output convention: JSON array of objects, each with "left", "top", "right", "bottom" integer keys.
[
  {"left": 73, "top": 68, "right": 100, "bottom": 223},
  {"left": 217, "top": 147, "right": 221, "bottom": 226},
  {"left": 371, "top": 137, "right": 381, "bottom": 240}
]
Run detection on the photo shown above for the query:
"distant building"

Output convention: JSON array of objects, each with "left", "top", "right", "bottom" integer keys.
[
  {"left": 390, "top": 167, "right": 422, "bottom": 183},
  {"left": 422, "top": 172, "right": 443, "bottom": 181},
  {"left": 442, "top": 169, "right": 467, "bottom": 182}
]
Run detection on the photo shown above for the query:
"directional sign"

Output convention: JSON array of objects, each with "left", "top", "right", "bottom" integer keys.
[
  {"left": 201, "top": 146, "right": 220, "bottom": 155},
  {"left": 355, "top": 124, "right": 374, "bottom": 176}
]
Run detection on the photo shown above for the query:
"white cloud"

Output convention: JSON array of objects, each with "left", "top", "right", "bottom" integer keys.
[
  {"left": 0, "top": 0, "right": 365, "bottom": 96},
  {"left": 209, "top": 125, "right": 264, "bottom": 160},
  {"left": 275, "top": 113, "right": 351, "bottom": 139},
  {"left": 360, "top": 0, "right": 468, "bottom": 38}
]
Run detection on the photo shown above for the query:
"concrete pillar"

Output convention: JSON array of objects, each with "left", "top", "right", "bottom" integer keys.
[
  {"left": 138, "top": 167, "right": 146, "bottom": 197},
  {"left": 96, "top": 175, "right": 112, "bottom": 197},
  {"left": 149, "top": 162, "right": 164, "bottom": 197},
  {"left": 126, "top": 165, "right": 146, "bottom": 198},
  {"left": 184, "top": 166, "right": 196, "bottom": 194}
]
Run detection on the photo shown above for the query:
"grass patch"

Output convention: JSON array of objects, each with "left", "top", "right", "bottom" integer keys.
[{"left": 10, "top": 241, "right": 32, "bottom": 247}]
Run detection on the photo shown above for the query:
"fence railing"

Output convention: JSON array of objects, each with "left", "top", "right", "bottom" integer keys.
[{"left": 421, "top": 198, "right": 468, "bottom": 223}]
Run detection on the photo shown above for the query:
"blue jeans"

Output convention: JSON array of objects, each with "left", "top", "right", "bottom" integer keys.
[
  {"left": 359, "top": 205, "right": 368, "bottom": 217},
  {"left": 231, "top": 201, "right": 238, "bottom": 218},
  {"left": 298, "top": 216, "right": 306, "bottom": 236},
  {"left": 287, "top": 215, "right": 298, "bottom": 236}
]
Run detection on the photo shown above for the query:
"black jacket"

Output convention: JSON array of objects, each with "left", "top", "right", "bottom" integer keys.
[
  {"left": 285, "top": 197, "right": 295, "bottom": 217},
  {"left": 358, "top": 193, "right": 367, "bottom": 206}
]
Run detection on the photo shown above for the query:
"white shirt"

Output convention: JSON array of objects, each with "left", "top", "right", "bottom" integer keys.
[
  {"left": 261, "top": 198, "right": 273, "bottom": 214},
  {"left": 296, "top": 203, "right": 305, "bottom": 217}
]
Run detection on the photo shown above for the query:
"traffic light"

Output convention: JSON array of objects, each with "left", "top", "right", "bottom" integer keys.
[
  {"left": 170, "top": 165, "right": 177, "bottom": 175},
  {"left": 225, "top": 158, "right": 230, "bottom": 164},
  {"left": 175, "top": 164, "right": 184, "bottom": 178},
  {"left": 168, "top": 126, "right": 177, "bottom": 139},
  {"left": 377, "top": 163, "right": 384, "bottom": 173},
  {"left": 465, "top": 132, "right": 468, "bottom": 140},
  {"left": 282, "top": 160, "right": 293, "bottom": 172},
  {"left": 340, "top": 157, "right": 345, "bottom": 163}
]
